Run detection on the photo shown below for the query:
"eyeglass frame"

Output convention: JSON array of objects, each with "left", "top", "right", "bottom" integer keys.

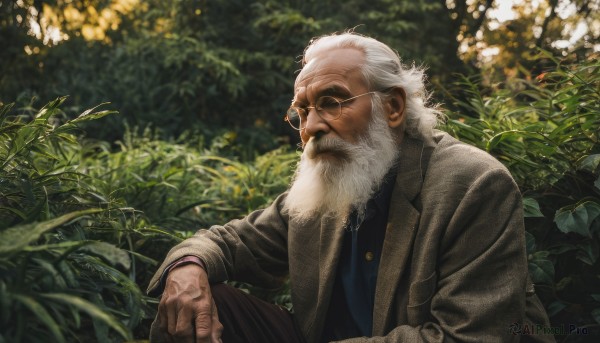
[{"left": 284, "top": 91, "right": 379, "bottom": 131}]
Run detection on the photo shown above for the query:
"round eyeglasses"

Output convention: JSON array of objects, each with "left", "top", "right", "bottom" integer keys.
[{"left": 284, "top": 91, "right": 377, "bottom": 130}]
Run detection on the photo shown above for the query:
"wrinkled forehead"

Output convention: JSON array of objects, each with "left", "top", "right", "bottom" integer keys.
[
  {"left": 294, "top": 60, "right": 314, "bottom": 89},
  {"left": 294, "top": 58, "right": 316, "bottom": 87},
  {"left": 293, "top": 47, "right": 366, "bottom": 91}
]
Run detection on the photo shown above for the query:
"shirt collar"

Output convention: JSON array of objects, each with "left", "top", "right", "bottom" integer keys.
[{"left": 365, "top": 165, "right": 398, "bottom": 217}]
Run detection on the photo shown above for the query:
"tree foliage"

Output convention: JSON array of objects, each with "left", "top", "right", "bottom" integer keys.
[
  {"left": 460, "top": 0, "right": 600, "bottom": 80},
  {"left": 3, "top": 0, "right": 596, "bottom": 141}
]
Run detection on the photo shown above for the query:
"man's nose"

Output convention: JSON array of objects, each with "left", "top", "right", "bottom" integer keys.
[{"left": 302, "top": 108, "right": 330, "bottom": 139}]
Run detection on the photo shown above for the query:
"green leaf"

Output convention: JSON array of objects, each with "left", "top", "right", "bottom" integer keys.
[
  {"left": 547, "top": 243, "right": 577, "bottom": 255},
  {"left": 31, "top": 258, "right": 67, "bottom": 289},
  {"left": 57, "top": 260, "right": 79, "bottom": 288},
  {"left": 523, "top": 197, "right": 544, "bottom": 218},
  {"left": 79, "top": 241, "right": 131, "bottom": 269},
  {"left": 88, "top": 293, "right": 111, "bottom": 342},
  {"left": 595, "top": 175, "right": 600, "bottom": 191},
  {"left": 67, "top": 103, "right": 116, "bottom": 125},
  {"left": 576, "top": 241, "right": 599, "bottom": 265},
  {"left": 93, "top": 317, "right": 110, "bottom": 343},
  {"left": 554, "top": 201, "right": 600, "bottom": 237},
  {"left": 12, "top": 294, "right": 66, "bottom": 343},
  {"left": 528, "top": 252, "right": 554, "bottom": 285},
  {"left": 577, "top": 154, "right": 600, "bottom": 173},
  {"left": 486, "top": 130, "right": 520, "bottom": 151},
  {"left": 547, "top": 300, "right": 566, "bottom": 317},
  {"left": 0, "top": 206, "right": 27, "bottom": 221},
  {"left": 0, "top": 102, "right": 14, "bottom": 127},
  {"left": 39, "top": 293, "right": 131, "bottom": 340},
  {"left": 591, "top": 294, "right": 600, "bottom": 302},
  {"left": 0, "top": 208, "right": 103, "bottom": 256},
  {"left": 593, "top": 308, "right": 600, "bottom": 325},
  {"left": 532, "top": 251, "right": 550, "bottom": 259},
  {"left": 35, "top": 97, "right": 67, "bottom": 120},
  {"left": 525, "top": 231, "right": 536, "bottom": 254},
  {"left": 23, "top": 240, "right": 89, "bottom": 252},
  {"left": 555, "top": 277, "right": 572, "bottom": 291}
]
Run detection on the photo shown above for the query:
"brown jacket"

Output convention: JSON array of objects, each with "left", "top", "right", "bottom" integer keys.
[{"left": 147, "top": 129, "right": 553, "bottom": 342}]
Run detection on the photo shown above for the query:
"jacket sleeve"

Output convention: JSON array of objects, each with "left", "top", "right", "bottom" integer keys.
[
  {"left": 146, "top": 193, "right": 290, "bottom": 295},
  {"left": 334, "top": 168, "right": 552, "bottom": 342}
]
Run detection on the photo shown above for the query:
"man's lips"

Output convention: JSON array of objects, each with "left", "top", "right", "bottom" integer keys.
[{"left": 314, "top": 147, "right": 337, "bottom": 155}]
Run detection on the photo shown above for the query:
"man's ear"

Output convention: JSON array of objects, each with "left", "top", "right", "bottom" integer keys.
[{"left": 385, "top": 87, "right": 406, "bottom": 129}]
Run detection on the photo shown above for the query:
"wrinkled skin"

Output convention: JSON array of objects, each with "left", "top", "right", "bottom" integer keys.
[{"left": 158, "top": 264, "right": 224, "bottom": 343}]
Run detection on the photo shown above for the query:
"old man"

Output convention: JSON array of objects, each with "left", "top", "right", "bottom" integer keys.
[{"left": 148, "top": 32, "right": 553, "bottom": 343}]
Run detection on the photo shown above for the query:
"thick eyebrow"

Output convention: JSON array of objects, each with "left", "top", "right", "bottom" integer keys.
[
  {"left": 318, "top": 85, "right": 350, "bottom": 98},
  {"left": 292, "top": 84, "right": 350, "bottom": 106}
]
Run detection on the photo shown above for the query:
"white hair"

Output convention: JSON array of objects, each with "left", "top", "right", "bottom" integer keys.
[{"left": 301, "top": 32, "right": 442, "bottom": 136}]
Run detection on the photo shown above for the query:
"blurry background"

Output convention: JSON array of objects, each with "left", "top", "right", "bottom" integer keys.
[
  {"left": 2, "top": 0, "right": 598, "bottom": 142},
  {"left": 1, "top": 1, "right": 599, "bottom": 342}
]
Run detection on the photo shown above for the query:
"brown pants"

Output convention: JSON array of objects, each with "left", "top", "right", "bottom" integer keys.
[{"left": 150, "top": 283, "right": 305, "bottom": 343}]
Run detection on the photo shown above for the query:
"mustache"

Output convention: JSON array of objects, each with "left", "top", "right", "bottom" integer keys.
[{"left": 304, "top": 136, "right": 355, "bottom": 160}]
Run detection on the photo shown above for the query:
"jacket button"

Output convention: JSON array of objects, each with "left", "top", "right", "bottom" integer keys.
[{"left": 365, "top": 251, "right": 374, "bottom": 261}]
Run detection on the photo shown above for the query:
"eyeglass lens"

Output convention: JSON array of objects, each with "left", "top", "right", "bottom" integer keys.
[{"left": 286, "top": 96, "right": 341, "bottom": 130}]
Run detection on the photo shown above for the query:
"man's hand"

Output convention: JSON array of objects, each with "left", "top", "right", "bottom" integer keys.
[{"left": 158, "top": 264, "right": 224, "bottom": 343}]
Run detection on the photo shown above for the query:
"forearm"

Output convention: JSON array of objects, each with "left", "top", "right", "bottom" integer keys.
[{"left": 147, "top": 193, "right": 290, "bottom": 295}]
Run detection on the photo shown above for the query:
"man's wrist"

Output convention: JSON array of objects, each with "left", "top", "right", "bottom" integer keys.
[
  {"left": 157, "top": 255, "right": 207, "bottom": 294},
  {"left": 167, "top": 255, "right": 206, "bottom": 273}
]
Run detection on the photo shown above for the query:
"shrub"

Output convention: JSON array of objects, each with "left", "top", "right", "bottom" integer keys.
[
  {"left": 0, "top": 98, "right": 157, "bottom": 342},
  {"left": 0, "top": 97, "right": 297, "bottom": 342}
]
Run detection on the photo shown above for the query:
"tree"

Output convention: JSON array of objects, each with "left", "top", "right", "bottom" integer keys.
[
  {"left": 2, "top": 0, "right": 598, "bottom": 141},
  {"left": 460, "top": 0, "right": 600, "bottom": 80}
]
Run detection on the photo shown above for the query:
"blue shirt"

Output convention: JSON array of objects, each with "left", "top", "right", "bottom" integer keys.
[{"left": 321, "top": 171, "right": 396, "bottom": 341}]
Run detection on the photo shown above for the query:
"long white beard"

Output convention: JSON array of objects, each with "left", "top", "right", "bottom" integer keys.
[{"left": 284, "top": 103, "right": 400, "bottom": 222}]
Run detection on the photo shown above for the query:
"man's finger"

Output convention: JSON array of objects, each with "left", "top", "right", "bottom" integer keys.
[
  {"left": 194, "top": 301, "right": 214, "bottom": 343},
  {"left": 174, "top": 305, "right": 195, "bottom": 343},
  {"left": 210, "top": 298, "right": 224, "bottom": 343},
  {"left": 157, "top": 301, "right": 174, "bottom": 343},
  {"left": 165, "top": 296, "right": 179, "bottom": 338},
  {"left": 158, "top": 299, "right": 168, "bottom": 331}
]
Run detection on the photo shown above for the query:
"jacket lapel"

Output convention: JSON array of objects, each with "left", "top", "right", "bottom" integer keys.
[
  {"left": 372, "top": 134, "right": 434, "bottom": 335},
  {"left": 311, "top": 213, "right": 346, "bottom": 339}
]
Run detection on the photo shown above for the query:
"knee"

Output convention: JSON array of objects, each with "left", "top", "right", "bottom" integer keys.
[{"left": 210, "top": 283, "right": 240, "bottom": 304}]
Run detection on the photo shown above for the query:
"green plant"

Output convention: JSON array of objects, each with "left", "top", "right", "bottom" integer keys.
[
  {"left": 0, "top": 96, "right": 298, "bottom": 341},
  {"left": 78, "top": 125, "right": 296, "bottom": 233},
  {"left": 0, "top": 98, "right": 158, "bottom": 342}
]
